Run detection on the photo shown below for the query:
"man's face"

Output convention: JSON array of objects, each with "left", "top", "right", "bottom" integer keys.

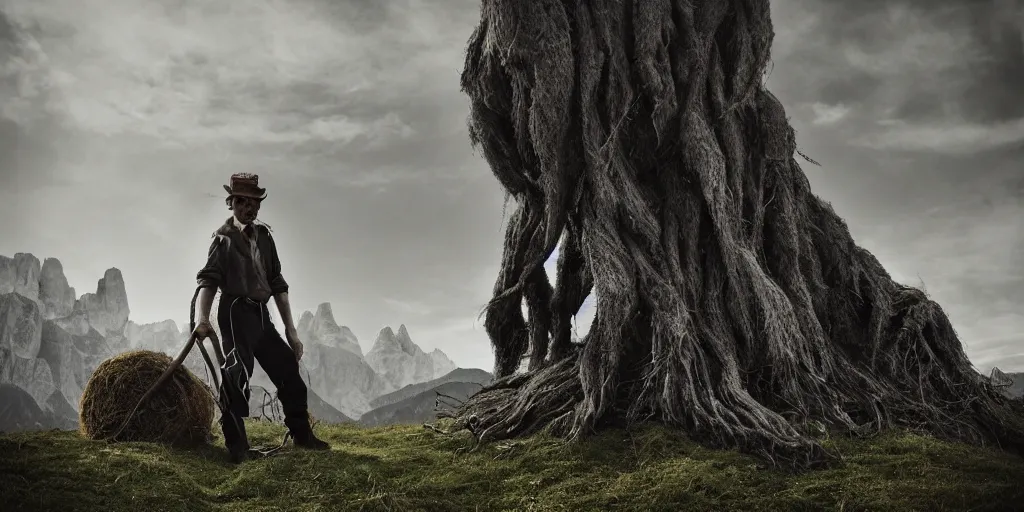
[{"left": 231, "top": 196, "right": 261, "bottom": 224}]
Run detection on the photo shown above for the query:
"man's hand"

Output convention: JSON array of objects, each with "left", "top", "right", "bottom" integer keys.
[
  {"left": 286, "top": 328, "right": 304, "bottom": 361},
  {"left": 192, "top": 320, "right": 214, "bottom": 342}
]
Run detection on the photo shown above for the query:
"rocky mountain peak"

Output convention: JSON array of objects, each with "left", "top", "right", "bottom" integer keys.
[
  {"left": 340, "top": 325, "right": 357, "bottom": 339},
  {"left": 430, "top": 348, "right": 457, "bottom": 375},
  {"left": 297, "top": 310, "right": 314, "bottom": 334},
  {"left": 396, "top": 324, "right": 420, "bottom": 355},
  {"left": 1, "top": 254, "right": 133, "bottom": 418},
  {"left": 370, "top": 325, "right": 420, "bottom": 356},
  {"left": 0, "top": 254, "right": 77, "bottom": 320},
  {"left": 366, "top": 324, "right": 458, "bottom": 389},
  {"left": 315, "top": 303, "right": 338, "bottom": 328},
  {"left": 98, "top": 269, "right": 126, "bottom": 300},
  {"left": 2, "top": 250, "right": 473, "bottom": 429},
  {"left": 38, "top": 258, "right": 75, "bottom": 320},
  {"left": 0, "top": 253, "right": 41, "bottom": 301},
  {"left": 372, "top": 326, "right": 397, "bottom": 352},
  {"left": 308, "top": 302, "right": 361, "bottom": 355},
  {"left": 147, "top": 319, "right": 179, "bottom": 333},
  {"left": 125, "top": 319, "right": 185, "bottom": 353},
  {"left": 74, "top": 268, "right": 130, "bottom": 337}
]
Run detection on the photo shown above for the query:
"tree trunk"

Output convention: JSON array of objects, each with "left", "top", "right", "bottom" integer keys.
[{"left": 454, "top": 0, "right": 1024, "bottom": 470}]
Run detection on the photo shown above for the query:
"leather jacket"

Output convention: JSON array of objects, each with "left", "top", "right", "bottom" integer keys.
[{"left": 196, "top": 217, "right": 289, "bottom": 302}]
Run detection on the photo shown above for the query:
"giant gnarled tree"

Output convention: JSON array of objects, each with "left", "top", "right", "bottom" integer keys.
[{"left": 451, "top": 0, "right": 1024, "bottom": 469}]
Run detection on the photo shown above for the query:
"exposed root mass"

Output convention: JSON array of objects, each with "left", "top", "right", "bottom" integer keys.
[{"left": 455, "top": 0, "right": 1024, "bottom": 469}]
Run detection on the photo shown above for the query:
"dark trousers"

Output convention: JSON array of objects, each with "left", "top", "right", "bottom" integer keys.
[{"left": 217, "top": 295, "right": 311, "bottom": 450}]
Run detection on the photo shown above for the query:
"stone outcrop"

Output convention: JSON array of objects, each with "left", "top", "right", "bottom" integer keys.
[
  {"left": 1, "top": 251, "right": 475, "bottom": 430},
  {"left": 38, "top": 319, "right": 112, "bottom": 409},
  {"left": 125, "top": 319, "right": 183, "bottom": 353},
  {"left": 0, "top": 253, "right": 41, "bottom": 301},
  {"left": 991, "top": 367, "right": 1024, "bottom": 399},
  {"left": 430, "top": 348, "right": 457, "bottom": 377},
  {"left": 0, "top": 293, "right": 55, "bottom": 408},
  {"left": 301, "top": 303, "right": 362, "bottom": 356},
  {"left": 0, "top": 292, "right": 43, "bottom": 359},
  {"left": 299, "top": 344, "right": 392, "bottom": 417},
  {"left": 75, "top": 268, "right": 130, "bottom": 337},
  {"left": 366, "top": 325, "right": 454, "bottom": 390},
  {"left": 0, "top": 253, "right": 133, "bottom": 427},
  {"left": 38, "top": 258, "right": 76, "bottom": 320},
  {"left": 125, "top": 318, "right": 219, "bottom": 389}
]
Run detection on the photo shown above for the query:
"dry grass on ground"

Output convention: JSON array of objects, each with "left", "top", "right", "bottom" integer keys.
[{"left": 2, "top": 419, "right": 1023, "bottom": 511}]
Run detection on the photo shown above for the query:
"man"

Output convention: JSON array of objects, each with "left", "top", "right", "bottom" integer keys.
[{"left": 192, "top": 172, "right": 330, "bottom": 463}]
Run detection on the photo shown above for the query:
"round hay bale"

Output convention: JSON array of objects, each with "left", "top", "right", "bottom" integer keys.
[{"left": 79, "top": 349, "right": 216, "bottom": 445}]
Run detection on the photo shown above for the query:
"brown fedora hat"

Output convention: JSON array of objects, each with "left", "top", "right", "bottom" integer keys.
[{"left": 223, "top": 173, "right": 267, "bottom": 200}]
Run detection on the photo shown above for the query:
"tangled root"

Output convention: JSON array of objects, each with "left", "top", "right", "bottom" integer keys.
[{"left": 455, "top": 0, "right": 1024, "bottom": 470}]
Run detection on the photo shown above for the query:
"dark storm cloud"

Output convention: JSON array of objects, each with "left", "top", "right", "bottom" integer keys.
[
  {"left": 0, "top": 8, "right": 66, "bottom": 189},
  {"left": 772, "top": 0, "right": 1024, "bottom": 153},
  {"left": 814, "top": 0, "right": 1024, "bottom": 124}
]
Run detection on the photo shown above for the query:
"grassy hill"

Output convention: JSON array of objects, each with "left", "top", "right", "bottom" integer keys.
[
  {"left": 368, "top": 368, "right": 493, "bottom": 410},
  {"left": 359, "top": 381, "right": 485, "bottom": 426},
  {"left": 2, "top": 420, "right": 1023, "bottom": 512}
]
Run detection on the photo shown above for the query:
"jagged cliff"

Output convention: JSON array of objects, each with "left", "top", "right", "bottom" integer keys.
[
  {"left": 0, "top": 254, "right": 131, "bottom": 431},
  {"left": 0, "top": 252, "right": 476, "bottom": 431}
]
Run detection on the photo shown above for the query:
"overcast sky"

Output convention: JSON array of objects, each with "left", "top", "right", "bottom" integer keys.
[{"left": 0, "top": 0, "right": 1021, "bottom": 374}]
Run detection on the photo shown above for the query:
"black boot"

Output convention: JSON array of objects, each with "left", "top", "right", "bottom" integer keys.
[
  {"left": 294, "top": 430, "right": 330, "bottom": 450},
  {"left": 286, "top": 415, "right": 330, "bottom": 451},
  {"left": 222, "top": 413, "right": 252, "bottom": 463},
  {"left": 228, "top": 443, "right": 250, "bottom": 464}
]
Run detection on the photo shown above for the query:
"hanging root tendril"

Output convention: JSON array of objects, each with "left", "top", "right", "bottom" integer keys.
[{"left": 452, "top": 0, "right": 1024, "bottom": 471}]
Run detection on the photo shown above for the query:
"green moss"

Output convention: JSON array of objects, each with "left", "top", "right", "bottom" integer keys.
[{"left": 2, "top": 420, "right": 1022, "bottom": 511}]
